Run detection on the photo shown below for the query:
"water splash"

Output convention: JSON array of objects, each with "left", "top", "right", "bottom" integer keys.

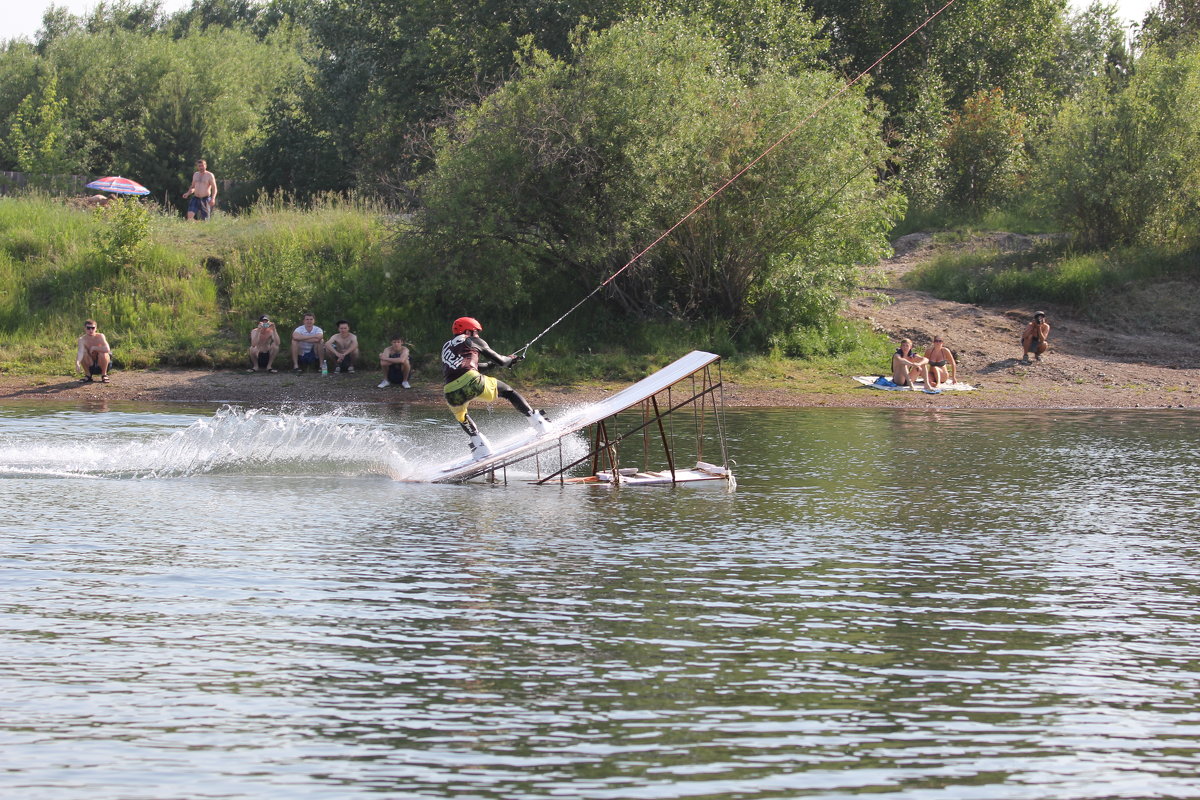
[
  {"left": 0, "top": 404, "right": 602, "bottom": 482},
  {"left": 0, "top": 406, "right": 425, "bottom": 480}
]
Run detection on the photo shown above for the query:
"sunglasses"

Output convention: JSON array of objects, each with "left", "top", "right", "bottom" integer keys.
[{"left": 85, "top": 325, "right": 96, "bottom": 329}]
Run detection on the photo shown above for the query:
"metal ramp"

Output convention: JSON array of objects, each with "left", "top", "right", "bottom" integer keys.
[{"left": 430, "top": 350, "right": 734, "bottom": 487}]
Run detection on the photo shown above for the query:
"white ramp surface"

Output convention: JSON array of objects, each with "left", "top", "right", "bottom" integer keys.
[{"left": 432, "top": 350, "right": 722, "bottom": 483}]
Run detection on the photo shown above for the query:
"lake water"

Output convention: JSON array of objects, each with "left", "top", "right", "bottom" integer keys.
[{"left": 2, "top": 403, "right": 1199, "bottom": 799}]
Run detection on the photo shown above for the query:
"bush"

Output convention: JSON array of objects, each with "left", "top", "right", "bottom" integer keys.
[
  {"left": 940, "top": 88, "right": 1029, "bottom": 212},
  {"left": 1032, "top": 44, "right": 1200, "bottom": 248},
  {"left": 406, "top": 15, "right": 901, "bottom": 343},
  {"left": 93, "top": 198, "right": 151, "bottom": 271}
]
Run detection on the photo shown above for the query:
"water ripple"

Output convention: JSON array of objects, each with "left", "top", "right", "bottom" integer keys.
[{"left": 2, "top": 407, "right": 1200, "bottom": 798}]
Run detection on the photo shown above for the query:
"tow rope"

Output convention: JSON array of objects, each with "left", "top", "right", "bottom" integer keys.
[{"left": 513, "top": 0, "right": 959, "bottom": 358}]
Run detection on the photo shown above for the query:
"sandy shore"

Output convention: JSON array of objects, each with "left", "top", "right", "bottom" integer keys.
[{"left": 1, "top": 363, "right": 1196, "bottom": 410}]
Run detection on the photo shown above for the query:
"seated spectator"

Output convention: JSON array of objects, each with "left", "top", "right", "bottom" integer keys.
[
  {"left": 290, "top": 312, "right": 325, "bottom": 373},
  {"left": 75, "top": 319, "right": 112, "bottom": 383},
  {"left": 326, "top": 320, "right": 360, "bottom": 373},
  {"left": 1021, "top": 311, "right": 1050, "bottom": 362},
  {"left": 378, "top": 336, "right": 412, "bottom": 389},
  {"left": 891, "top": 338, "right": 930, "bottom": 388},
  {"left": 923, "top": 335, "right": 957, "bottom": 389},
  {"left": 248, "top": 315, "right": 280, "bottom": 373}
]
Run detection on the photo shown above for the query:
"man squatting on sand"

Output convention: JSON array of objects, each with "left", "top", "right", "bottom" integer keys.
[
  {"left": 249, "top": 315, "right": 280, "bottom": 372},
  {"left": 378, "top": 337, "right": 412, "bottom": 389},
  {"left": 1022, "top": 311, "right": 1050, "bottom": 362},
  {"left": 326, "top": 320, "right": 359, "bottom": 373},
  {"left": 291, "top": 313, "right": 325, "bottom": 372},
  {"left": 76, "top": 319, "right": 112, "bottom": 383}
]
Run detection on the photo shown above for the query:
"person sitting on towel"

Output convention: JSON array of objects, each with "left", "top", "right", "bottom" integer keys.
[
  {"left": 891, "top": 338, "right": 931, "bottom": 388},
  {"left": 923, "top": 335, "right": 957, "bottom": 389}
]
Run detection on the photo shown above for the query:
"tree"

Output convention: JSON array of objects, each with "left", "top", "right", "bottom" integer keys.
[
  {"left": 940, "top": 88, "right": 1028, "bottom": 211},
  {"left": 1051, "top": 1, "right": 1132, "bottom": 97},
  {"left": 0, "top": 42, "right": 41, "bottom": 170},
  {"left": 1140, "top": 0, "right": 1200, "bottom": 51},
  {"left": 1033, "top": 44, "right": 1200, "bottom": 247},
  {"left": 256, "top": 0, "right": 825, "bottom": 197},
  {"left": 17, "top": 22, "right": 308, "bottom": 198},
  {"left": 406, "top": 17, "right": 902, "bottom": 342},
  {"left": 810, "top": 0, "right": 1069, "bottom": 118},
  {"left": 6, "top": 71, "right": 75, "bottom": 174},
  {"left": 895, "top": 65, "right": 949, "bottom": 209}
]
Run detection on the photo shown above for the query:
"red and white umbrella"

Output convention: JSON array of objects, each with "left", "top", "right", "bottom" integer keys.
[{"left": 85, "top": 176, "right": 150, "bottom": 195}]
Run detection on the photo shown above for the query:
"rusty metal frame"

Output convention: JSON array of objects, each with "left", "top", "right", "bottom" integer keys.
[
  {"left": 532, "top": 376, "right": 722, "bottom": 485},
  {"left": 442, "top": 352, "right": 731, "bottom": 486}
]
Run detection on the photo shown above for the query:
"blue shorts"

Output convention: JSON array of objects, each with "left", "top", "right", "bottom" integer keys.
[{"left": 187, "top": 196, "right": 212, "bottom": 220}]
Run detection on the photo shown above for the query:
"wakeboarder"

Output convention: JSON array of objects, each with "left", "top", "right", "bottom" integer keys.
[{"left": 441, "top": 317, "right": 551, "bottom": 459}]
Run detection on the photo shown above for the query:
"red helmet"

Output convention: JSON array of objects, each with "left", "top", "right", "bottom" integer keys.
[{"left": 452, "top": 316, "right": 482, "bottom": 335}]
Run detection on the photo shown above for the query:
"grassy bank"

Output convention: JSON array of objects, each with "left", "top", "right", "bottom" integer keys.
[
  {"left": 904, "top": 236, "right": 1199, "bottom": 310},
  {"left": 0, "top": 194, "right": 893, "bottom": 381}
]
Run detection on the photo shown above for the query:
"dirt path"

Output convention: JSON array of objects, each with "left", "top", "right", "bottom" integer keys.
[{"left": 2, "top": 233, "right": 1197, "bottom": 409}]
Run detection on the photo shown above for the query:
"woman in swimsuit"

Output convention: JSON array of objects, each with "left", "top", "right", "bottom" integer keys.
[
  {"left": 923, "top": 336, "right": 957, "bottom": 389},
  {"left": 891, "top": 338, "right": 930, "bottom": 388}
]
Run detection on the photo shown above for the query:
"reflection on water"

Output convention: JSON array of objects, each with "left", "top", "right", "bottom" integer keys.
[{"left": 2, "top": 405, "right": 1200, "bottom": 799}]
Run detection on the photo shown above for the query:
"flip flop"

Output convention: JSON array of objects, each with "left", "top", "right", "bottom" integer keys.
[
  {"left": 268, "top": 368, "right": 278, "bottom": 373},
  {"left": 100, "top": 375, "right": 110, "bottom": 383},
  {"left": 246, "top": 368, "right": 257, "bottom": 374}
]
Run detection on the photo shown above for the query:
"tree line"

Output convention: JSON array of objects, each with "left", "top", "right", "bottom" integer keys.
[{"left": 2, "top": 0, "right": 1199, "bottom": 351}]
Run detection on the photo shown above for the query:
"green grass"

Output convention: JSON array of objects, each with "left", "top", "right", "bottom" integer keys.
[
  {"left": 905, "top": 240, "right": 1198, "bottom": 309},
  {"left": 891, "top": 205, "right": 1060, "bottom": 239},
  {"left": 0, "top": 192, "right": 903, "bottom": 385},
  {"left": 0, "top": 193, "right": 400, "bottom": 373}
]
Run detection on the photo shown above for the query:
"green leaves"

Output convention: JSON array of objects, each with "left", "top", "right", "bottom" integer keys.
[
  {"left": 6, "top": 71, "right": 73, "bottom": 174},
  {"left": 1033, "top": 44, "right": 1200, "bottom": 247},
  {"left": 93, "top": 197, "right": 151, "bottom": 271},
  {"left": 0, "top": 12, "right": 308, "bottom": 202},
  {"left": 941, "top": 88, "right": 1029, "bottom": 211},
  {"left": 409, "top": 16, "right": 901, "bottom": 341}
]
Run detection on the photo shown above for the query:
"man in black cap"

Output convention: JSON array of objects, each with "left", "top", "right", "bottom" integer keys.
[
  {"left": 248, "top": 314, "right": 280, "bottom": 373},
  {"left": 1021, "top": 311, "right": 1050, "bottom": 363}
]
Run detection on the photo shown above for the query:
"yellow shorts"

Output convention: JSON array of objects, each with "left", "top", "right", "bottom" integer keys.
[{"left": 444, "top": 370, "right": 498, "bottom": 423}]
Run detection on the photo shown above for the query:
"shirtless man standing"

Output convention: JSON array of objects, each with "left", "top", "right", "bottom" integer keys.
[
  {"left": 248, "top": 315, "right": 280, "bottom": 372},
  {"left": 326, "top": 320, "right": 360, "bottom": 373},
  {"left": 75, "top": 319, "right": 112, "bottom": 383},
  {"left": 182, "top": 158, "right": 217, "bottom": 221}
]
